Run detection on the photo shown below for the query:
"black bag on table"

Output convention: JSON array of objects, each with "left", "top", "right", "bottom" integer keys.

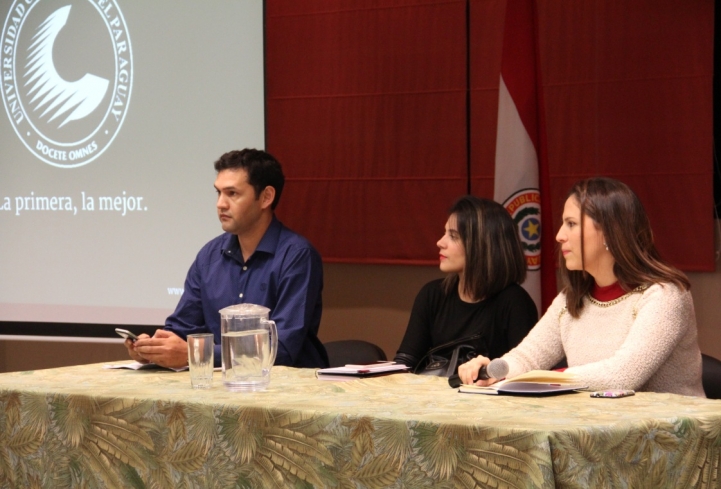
[{"left": 413, "top": 333, "right": 482, "bottom": 378}]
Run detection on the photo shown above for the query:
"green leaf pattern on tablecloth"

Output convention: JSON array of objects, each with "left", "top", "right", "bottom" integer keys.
[{"left": 0, "top": 365, "right": 720, "bottom": 488}]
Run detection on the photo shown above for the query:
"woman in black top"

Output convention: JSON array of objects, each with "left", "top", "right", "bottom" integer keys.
[{"left": 394, "top": 196, "right": 538, "bottom": 375}]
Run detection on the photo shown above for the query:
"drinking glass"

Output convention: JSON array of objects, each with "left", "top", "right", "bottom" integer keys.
[{"left": 188, "top": 333, "right": 214, "bottom": 389}]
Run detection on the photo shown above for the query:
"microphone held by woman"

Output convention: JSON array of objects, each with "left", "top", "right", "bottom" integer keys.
[
  {"left": 448, "top": 358, "right": 508, "bottom": 388},
  {"left": 478, "top": 358, "right": 509, "bottom": 381}
]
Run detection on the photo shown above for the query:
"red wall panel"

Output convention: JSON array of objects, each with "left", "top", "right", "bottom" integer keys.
[
  {"left": 267, "top": 1, "right": 468, "bottom": 264},
  {"left": 267, "top": 0, "right": 715, "bottom": 270},
  {"left": 536, "top": 0, "right": 714, "bottom": 270}
]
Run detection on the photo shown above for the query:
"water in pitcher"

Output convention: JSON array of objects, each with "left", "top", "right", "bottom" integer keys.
[{"left": 222, "top": 329, "right": 270, "bottom": 391}]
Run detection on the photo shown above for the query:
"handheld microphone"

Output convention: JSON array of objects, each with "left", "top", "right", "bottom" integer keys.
[
  {"left": 478, "top": 358, "right": 509, "bottom": 381},
  {"left": 447, "top": 358, "right": 509, "bottom": 388}
]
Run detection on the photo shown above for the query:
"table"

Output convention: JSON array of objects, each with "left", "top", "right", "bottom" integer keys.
[{"left": 0, "top": 363, "right": 719, "bottom": 488}]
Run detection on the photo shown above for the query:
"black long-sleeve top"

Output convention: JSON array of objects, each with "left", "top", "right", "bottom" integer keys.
[{"left": 394, "top": 279, "right": 538, "bottom": 370}]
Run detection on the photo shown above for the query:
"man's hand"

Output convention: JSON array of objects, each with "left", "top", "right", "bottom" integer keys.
[
  {"left": 457, "top": 355, "right": 497, "bottom": 386},
  {"left": 124, "top": 334, "right": 151, "bottom": 363},
  {"left": 132, "top": 330, "right": 189, "bottom": 369}
]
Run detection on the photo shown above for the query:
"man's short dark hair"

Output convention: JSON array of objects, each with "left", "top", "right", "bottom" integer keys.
[{"left": 214, "top": 149, "right": 285, "bottom": 209}]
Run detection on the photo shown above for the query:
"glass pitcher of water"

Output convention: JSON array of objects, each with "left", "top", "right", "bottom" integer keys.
[{"left": 219, "top": 303, "right": 278, "bottom": 392}]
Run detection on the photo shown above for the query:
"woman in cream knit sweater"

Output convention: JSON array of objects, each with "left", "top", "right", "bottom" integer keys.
[{"left": 458, "top": 177, "right": 705, "bottom": 397}]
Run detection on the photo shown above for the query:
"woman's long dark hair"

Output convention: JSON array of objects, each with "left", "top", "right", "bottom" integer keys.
[
  {"left": 561, "top": 177, "right": 690, "bottom": 317},
  {"left": 442, "top": 196, "right": 527, "bottom": 301}
]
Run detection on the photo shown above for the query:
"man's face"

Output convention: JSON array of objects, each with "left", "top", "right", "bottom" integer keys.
[{"left": 214, "top": 169, "right": 265, "bottom": 236}]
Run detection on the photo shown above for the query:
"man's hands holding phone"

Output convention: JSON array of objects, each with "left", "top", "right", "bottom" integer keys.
[
  {"left": 121, "top": 329, "right": 189, "bottom": 368},
  {"left": 115, "top": 328, "right": 139, "bottom": 342}
]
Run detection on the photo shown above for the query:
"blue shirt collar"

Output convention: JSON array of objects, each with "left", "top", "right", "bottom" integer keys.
[
  {"left": 220, "top": 216, "right": 281, "bottom": 263},
  {"left": 255, "top": 216, "right": 282, "bottom": 255}
]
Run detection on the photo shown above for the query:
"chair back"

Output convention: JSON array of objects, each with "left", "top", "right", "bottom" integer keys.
[
  {"left": 702, "top": 354, "right": 721, "bottom": 400},
  {"left": 324, "top": 340, "right": 387, "bottom": 368}
]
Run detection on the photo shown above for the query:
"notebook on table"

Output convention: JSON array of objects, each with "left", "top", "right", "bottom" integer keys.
[
  {"left": 316, "top": 362, "right": 410, "bottom": 381},
  {"left": 458, "top": 370, "right": 587, "bottom": 396}
]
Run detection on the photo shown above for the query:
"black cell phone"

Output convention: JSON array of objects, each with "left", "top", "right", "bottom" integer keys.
[{"left": 115, "top": 328, "right": 139, "bottom": 342}]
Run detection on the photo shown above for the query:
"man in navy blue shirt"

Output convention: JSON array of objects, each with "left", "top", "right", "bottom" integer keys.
[{"left": 125, "top": 149, "right": 328, "bottom": 368}]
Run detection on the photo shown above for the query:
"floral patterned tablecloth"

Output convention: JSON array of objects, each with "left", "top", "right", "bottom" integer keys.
[{"left": 0, "top": 363, "right": 719, "bottom": 488}]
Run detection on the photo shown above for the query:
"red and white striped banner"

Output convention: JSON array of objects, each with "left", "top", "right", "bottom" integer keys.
[{"left": 493, "top": 0, "right": 554, "bottom": 313}]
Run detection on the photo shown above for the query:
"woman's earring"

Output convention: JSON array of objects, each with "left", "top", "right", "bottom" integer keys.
[{"left": 603, "top": 242, "right": 609, "bottom": 251}]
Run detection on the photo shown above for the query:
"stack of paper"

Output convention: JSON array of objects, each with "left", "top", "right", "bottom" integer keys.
[
  {"left": 458, "top": 370, "right": 587, "bottom": 395},
  {"left": 316, "top": 362, "right": 410, "bottom": 381},
  {"left": 103, "top": 362, "right": 190, "bottom": 372}
]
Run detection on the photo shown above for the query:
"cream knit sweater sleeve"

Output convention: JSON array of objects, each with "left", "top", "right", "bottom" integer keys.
[
  {"left": 503, "top": 283, "right": 705, "bottom": 396},
  {"left": 502, "top": 292, "right": 567, "bottom": 376}
]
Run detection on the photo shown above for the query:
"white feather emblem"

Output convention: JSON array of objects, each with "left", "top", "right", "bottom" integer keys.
[{"left": 24, "top": 5, "right": 109, "bottom": 128}]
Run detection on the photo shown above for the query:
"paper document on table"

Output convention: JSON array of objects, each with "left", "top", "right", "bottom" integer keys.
[
  {"left": 459, "top": 370, "right": 587, "bottom": 396},
  {"left": 103, "top": 362, "right": 189, "bottom": 372}
]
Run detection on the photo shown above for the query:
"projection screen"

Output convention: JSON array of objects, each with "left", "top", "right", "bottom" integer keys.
[{"left": 0, "top": 0, "right": 266, "bottom": 337}]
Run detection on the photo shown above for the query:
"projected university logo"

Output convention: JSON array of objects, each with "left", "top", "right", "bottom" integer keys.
[{"left": 1, "top": 0, "right": 132, "bottom": 168}]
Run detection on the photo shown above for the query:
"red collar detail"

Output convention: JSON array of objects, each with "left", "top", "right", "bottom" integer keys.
[{"left": 591, "top": 281, "right": 625, "bottom": 302}]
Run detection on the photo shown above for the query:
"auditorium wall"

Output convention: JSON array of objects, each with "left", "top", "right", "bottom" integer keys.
[{"left": 1, "top": 225, "right": 719, "bottom": 373}]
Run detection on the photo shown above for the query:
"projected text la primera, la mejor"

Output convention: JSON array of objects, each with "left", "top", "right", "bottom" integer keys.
[{"left": 0, "top": 191, "right": 147, "bottom": 216}]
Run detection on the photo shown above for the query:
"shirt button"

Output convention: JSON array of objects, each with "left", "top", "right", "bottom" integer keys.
[
  {"left": 239, "top": 293, "right": 244, "bottom": 298},
  {"left": 242, "top": 266, "right": 247, "bottom": 271}
]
